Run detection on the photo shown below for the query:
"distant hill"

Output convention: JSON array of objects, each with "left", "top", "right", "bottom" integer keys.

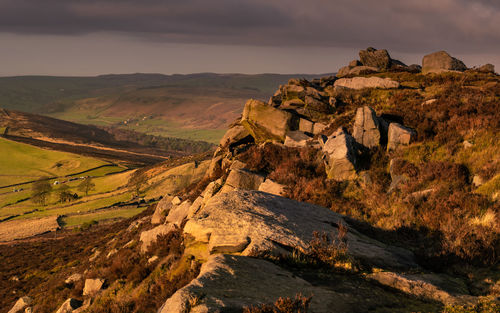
[
  {"left": 0, "top": 109, "right": 214, "bottom": 165},
  {"left": 0, "top": 73, "right": 331, "bottom": 143}
]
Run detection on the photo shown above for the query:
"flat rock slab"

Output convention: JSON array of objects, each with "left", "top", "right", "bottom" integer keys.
[
  {"left": 334, "top": 77, "right": 400, "bottom": 90},
  {"left": 0, "top": 216, "right": 60, "bottom": 242},
  {"left": 159, "top": 254, "right": 352, "bottom": 313},
  {"left": 184, "top": 190, "right": 417, "bottom": 270}
]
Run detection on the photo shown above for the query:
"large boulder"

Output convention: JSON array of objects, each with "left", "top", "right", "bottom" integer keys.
[
  {"left": 151, "top": 196, "right": 173, "bottom": 224},
  {"left": 158, "top": 254, "right": 348, "bottom": 313},
  {"left": 55, "top": 298, "right": 83, "bottom": 313},
  {"left": 359, "top": 47, "right": 392, "bottom": 71},
  {"left": 387, "top": 123, "right": 417, "bottom": 151},
  {"left": 258, "top": 179, "right": 286, "bottom": 196},
  {"left": 477, "top": 64, "right": 495, "bottom": 74},
  {"left": 322, "top": 128, "right": 359, "bottom": 181},
  {"left": 224, "top": 168, "right": 265, "bottom": 191},
  {"left": 184, "top": 190, "right": 417, "bottom": 269},
  {"left": 241, "top": 99, "right": 295, "bottom": 142},
  {"left": 83, "top": 278, "right": 105, "bottom": 296},
  {"left": 334, "top": 77, "right": 400, "bottom": 90},
  {"left": 219, "top": 125, "right": 252, "bottom": 147},
  {"left": 165, "top": 200, "right": 192, "bottom": 227},
  {"left": 422, "top": 51, "right": 467, "bottom": 74},
  {"left": 7, "top": 297, "right": 32, "bottom": 313},
  {"left": 140, "top": 223, "right": 176, "bottom": 252},
  {"left": 352, "top": 106, "right": 381, "bottom": 148}
]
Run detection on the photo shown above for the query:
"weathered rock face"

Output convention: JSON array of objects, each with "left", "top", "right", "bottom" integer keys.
[
  {"left": 334, "top": 77, "right": 400, "bottom": 90},
  {"left": 224, "top": 168, "right": 265, "bottom": 191},
  {"left": 359, "top": 47, "right": 392, "bottom": 71},
  {"left": 55, "top": 298, "right": 83, "bottom": 313},
  {"left": 7, "top": 297, "right": 32, "bottom": 313},
  {"left": 387, "top": 123, "right": 417, "bottom": 150},
  {"left": 184, "top": 190, "right": 417, "bottom": 269},
  {"left": 241, "top": 99, "right": 295, "bottom": 142},
  {"left": 140, "top": 223, "right": 176, "bottom": 252},
  {"left": 322, "top": 128, "right": 359, "bottom": 181},
  {"left": 83, "top": 278, "right": 105, "bottom": 296},
  {"left": 422, "top": 51, "right": 467, "bottom": 74},
  {"left": 158, "top": 254, "right": 350, "bottom": 313},
  {"left": 352, "top": 106, "right": 381, "bottom": 148}
]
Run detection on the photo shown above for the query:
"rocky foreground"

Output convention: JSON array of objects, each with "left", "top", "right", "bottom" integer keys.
[{"left": 5, "top": 48, "right": 499, "bottom": 313}]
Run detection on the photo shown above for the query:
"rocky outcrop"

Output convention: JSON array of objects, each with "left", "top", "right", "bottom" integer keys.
[
  {"left": 359, "top": 47, "right": 392, "bottom": 71},
  {"left": 337, "top": 65, "right": 379, "bottom": 77},
  {"left": 352, "top": 106, "right": 382, "bottom": 148},
  {"left": 241, "top": 99, "right": 294, "bottom": 142},
  {"left": 7, "top": 297, "right": 32, "bottom": 313},
  {"left": 387, "top": 123, "right": 417, "bottom": 150},
  {"left": 55, "top": 298, "right": 83, "bottom": 313},
  {"left": 140, "top": 224, "right": 176, "bottom": 252},
  {"left": 477, "top": 64, "right": 495, "bottom": 74},
  {"left": 159, "top": 254, "right": 348, "bottom": 313},
  {"left": 422, "top": 51, "right": 467, "bottom": 74},
  {"left": 322, "top": 128, "right": 359, "bottom": 181},
  {"left": 334, "top": 77, "right": 400, "bottom": 90},
  {"left": 83, "top": 278, "right": 105, "bottom": 296},
  {"left": 184, "top": 190, "right": 417, "bottom": 269}
]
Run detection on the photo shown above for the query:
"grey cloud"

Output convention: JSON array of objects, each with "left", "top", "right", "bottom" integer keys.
[{"left": 0, "top": 0, "right": 499, "bottom": 53}]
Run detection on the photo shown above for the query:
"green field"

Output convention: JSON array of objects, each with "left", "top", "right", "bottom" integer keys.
[{"left": 0, "top": 137, "right": 111, "bottom": 187}]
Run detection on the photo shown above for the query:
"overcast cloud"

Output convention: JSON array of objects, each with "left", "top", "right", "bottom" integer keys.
[{"left": 0, "top": 0, "right": 498, "bottom": 75}]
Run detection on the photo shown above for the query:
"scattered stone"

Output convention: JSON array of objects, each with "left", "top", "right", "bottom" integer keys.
[
  {"left": 422, "top": 99, "right": 437, "bottom": 106},
  {"left": 334, "top": 77, "right": 400, "bottom": 90},
  {"left": 219, "top": 125, "right": 252, "bottom": 147},
  {"left": 165, "top": 200, "right": 192, "bottom": 227},
  {"left": 171, "top": 196, "right": 182, "bottom": 206},
  {"left": 65, "top": 273, "right": 83, "bottom": 285},
  {"left": 313, "top": 122, "right": 327, "bottom": 135},
  {"left": 387, "top": 123, "right": 417, "bottom": 150},
  {"left": 7, "top": 296, "right": 32, "bottom": 313},
  {"left": 284, "top": 131, "right": 312, "bottom": 148},
  {"left": 241, "top": 99, "right": 295, "bottom": 142},
  {"left": 352, "top": 106, "right": 381, "bottom": 148},
  {"left": 463, "top": 140, "right": 473, "bottom": 149},
  {"left": 140, "top": 224, "right": 176, "bottom": 252},
  {"left": 106, "top": 249, "right": 118, "bottom": 258},
  {"left": 322, "top": 128, "right": 359, "bottom": 181},
  {"left": 359, "top": 47, "right": 392, "bottom": 71},
  {"left": 229, "top": 160, "right": 246, "bottom": 171},
  {"left": 126, "top": 216, "right": 149, "bottom": 232},
  {"left": 184, "top": 190, "right": 417, "bottom": 269},
  {"left": 148, "top": 255, "right": 159, "bottom": 264},
  {"left": 224, "top": 168, "right": 265, "bottom": 191},
  {"left": 258, "top": 179, "right": 286, "bottom": 196},
  {"left": 88, "top": 250, "right": 100, "bottom": 262},
  {"left": 83, "top": 278, "right": 105, "bottom": 296},
  {"left": 473, "top": 175, "right": 485, "bottom": 187},
  {"left": 404, "top": 189, "right": 434, "bottom": 202},
  {"left": 55, "top": 298, "right": 83, "bottom": 313},
  {"left": 422, "top": 51, "right": 467, "bottom": 74}
]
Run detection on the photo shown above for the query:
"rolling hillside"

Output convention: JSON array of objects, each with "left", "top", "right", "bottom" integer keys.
[{"left": 0, "top": 73, "right": 329, "bottom": 143}]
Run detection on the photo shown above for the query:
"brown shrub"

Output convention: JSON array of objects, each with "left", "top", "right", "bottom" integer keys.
[{"left": 243, "top": 294, "right": 312, "bottom": 313}]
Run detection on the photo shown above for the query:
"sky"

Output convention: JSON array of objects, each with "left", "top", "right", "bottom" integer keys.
[{"left": 0, "top": 0, "right": 499, "bottom": 76}]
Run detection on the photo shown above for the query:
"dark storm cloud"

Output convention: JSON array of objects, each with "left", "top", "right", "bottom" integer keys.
[{"left": 0, "top": 0, "right": 499, "bottom": 53}]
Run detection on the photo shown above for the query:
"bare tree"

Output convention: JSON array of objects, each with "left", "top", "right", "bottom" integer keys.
[
  {"left": 31, "top": 177, "right": 52, "bottom": 206},
  {"left": 78, "top": 177, "right": 95, "bottom": 196}
]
